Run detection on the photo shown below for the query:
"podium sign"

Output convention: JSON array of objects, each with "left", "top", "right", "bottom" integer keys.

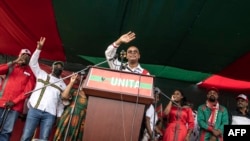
[
  {"left": 82, "top": 67, "right": 155, "bottom": 141},
  {"left": 83, "top": 66, "right": 154, "bottom": 104}
]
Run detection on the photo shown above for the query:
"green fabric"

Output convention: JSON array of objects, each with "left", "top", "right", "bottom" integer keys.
[
  {"left": 78, "top": 55, "right": 211, "bottom": 82},
  {"left": 197, "top": 104, "right": 229, "bottom": 140},
  {"left": 52, "top": 0, "right": 250, "bottom": 74}
]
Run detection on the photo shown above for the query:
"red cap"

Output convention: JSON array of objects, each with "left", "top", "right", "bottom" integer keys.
[{"left": 207, "top": 87, "right": 219, "bottom": 93}]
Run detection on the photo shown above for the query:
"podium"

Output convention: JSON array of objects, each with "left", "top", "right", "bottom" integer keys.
[{"left": 82, "top": 66, "right": 154, "bottom": 141}]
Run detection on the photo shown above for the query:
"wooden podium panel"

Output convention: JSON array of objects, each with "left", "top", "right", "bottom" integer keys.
[
  {"left": 83, "top": 96, "right": 145, "bottom": 141},
  {"left": 82, "top": 67, "right": 154, "bottom": 141}
]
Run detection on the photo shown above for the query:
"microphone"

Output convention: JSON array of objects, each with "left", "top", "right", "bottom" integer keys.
[
  {"left": 120, "top": 50, "right": 126, "bottom": 58},
  {"left": 154, "top": 87, "right": 161, "bottom": 94},
  {"left": 119, "top": 50, "right": 126, "bottom": 71},
  {"left": 78, "top": 70, "right": 86, "bottom": 75},
  {"left": 153, "top": 86, "right": 181, "bottom": 107},
  {"left": 121, "top": 63, "right": 133, "bottom": 72}
]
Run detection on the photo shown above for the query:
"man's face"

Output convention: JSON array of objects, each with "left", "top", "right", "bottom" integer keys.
[
  {"left": 52, "top": 64, "right": 64, "bottom": 77},
  {"left": 237, "top": 98, "right": 248, "bottom": 109},
  {"left": 207, "top": 90, "right": 218, "bottom": 102},
  {"left": 20, "top": 53, "right": 31, "bottom": 65},
  {"left": 126, "top": 46, "right": 140, "bottom": 62}
]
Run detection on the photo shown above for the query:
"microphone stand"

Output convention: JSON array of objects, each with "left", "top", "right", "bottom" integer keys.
[
  {"left": 154, "top": 87, "right": 180, "bottom": 106},
  {"left": 119, "top": 50, "right": 126, "bottom": 71},
  {"left": 24, "top": 56, "right": 116, "bottom": 95},
  {"left": 151, "top": 93, "right": 157, "bottom": 141},
  {"left": 150, "top": 87, "right": 181, "bottom": 140},
  {"left": 62, "top": 55, "right": 118, "bottom": 140},
  {"left": 63, "top": 72, "right": 85, "bottom": 141},
  {"left": 0, "top": 107, "right": 10, "bottom": 132}
]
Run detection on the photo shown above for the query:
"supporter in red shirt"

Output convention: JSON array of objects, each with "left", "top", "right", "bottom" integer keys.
[{"left": 0, "top": 49, "right": 36, "bottom": 141}]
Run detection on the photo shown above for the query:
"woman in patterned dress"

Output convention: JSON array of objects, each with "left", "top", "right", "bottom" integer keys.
[{"left": 53, "top": 73, "right": 88, "bottom": 141}]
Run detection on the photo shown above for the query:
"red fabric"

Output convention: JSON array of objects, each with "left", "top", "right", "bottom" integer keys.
[
  {"left": 163, "top": 106, "right": 194, "bottom": 141},
  {"left": 198, "top": 74, "right": 250, "bottom": 93},
  {"left": 220, "top": 52, "right": 250, "bottom": 81},
  {"left": 0, "top": 0, "right": 65, "bottom": 61},
  {"left": 10, "top": 118, "right": 25, "bottom": 141},
  {"left": 198, "top": 52, "right": 250, "bottom": 93},
  {"left": 142, "top": 69, "right": 150, "bottom": 75},
  {"left": 156, "top": 103, "right": 163, "bottom": 118},
  {"left": 0, "top": 63, "right": 36, "bottom": 113}
]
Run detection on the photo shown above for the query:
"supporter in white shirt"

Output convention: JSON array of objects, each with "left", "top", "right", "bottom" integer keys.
[
  {"left": 141, "top": 93, "right": 163, "bottom": 141},
  {"left": 21, "top": 37, "right": 67, "bottom": 141},
  {"left": 230, "top": 94, "right": 250, "bottom": 125}
]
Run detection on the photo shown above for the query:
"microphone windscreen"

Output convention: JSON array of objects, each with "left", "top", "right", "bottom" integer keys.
[{"left": 154, "top": 87, "right": 161, "bottom": 94}]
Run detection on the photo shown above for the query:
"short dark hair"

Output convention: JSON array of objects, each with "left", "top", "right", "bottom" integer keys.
[{"left": 52, "top": 61, "right": 64, "bottom": 68}]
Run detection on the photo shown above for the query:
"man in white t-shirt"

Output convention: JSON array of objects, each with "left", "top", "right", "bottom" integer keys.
[
  {"left": 141, "top": 92, "right": 162, "bottom": 141},
  {"left": 230, "top": 94, "right": 250, "bottom": 125}
]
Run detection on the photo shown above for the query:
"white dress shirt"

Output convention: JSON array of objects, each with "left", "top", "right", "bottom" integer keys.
[{"left": 28, "top": 49, "right": 66, "bottom": 117}]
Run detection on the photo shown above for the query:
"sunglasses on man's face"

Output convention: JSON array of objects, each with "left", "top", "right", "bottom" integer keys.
[{"left": 127, "top": 50, "right": 139, "bottom": 54}]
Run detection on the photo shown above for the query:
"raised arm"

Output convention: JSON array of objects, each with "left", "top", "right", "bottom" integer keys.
[
  {"left": 61, "top": 73, "right": 78, "bottom": 99},
  {"left": 164, "top": 95, "right": 175, "bottom": 115},
  {"left": 113, "top": 31, "right": 136, "bottom": 46},
  {"left": 29, "top": 37, "right": 46, "bottom": 76},
  {"left": 105, "top": 31, "right": 136, "bottom": 69}
]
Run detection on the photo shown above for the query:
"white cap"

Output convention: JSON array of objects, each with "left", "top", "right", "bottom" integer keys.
[
  {"left": 236, "top": 94, "right": 248, "bottom": 102},
  {"left": 19, "top": 49, "right": 31, "bottom": 57}
]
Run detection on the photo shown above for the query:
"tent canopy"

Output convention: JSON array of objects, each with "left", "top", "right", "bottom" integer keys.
[{"left": 0, "top": 0, "right": 250, "bottom": 93}]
